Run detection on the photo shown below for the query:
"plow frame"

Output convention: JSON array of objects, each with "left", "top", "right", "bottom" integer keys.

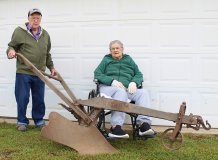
[{"left": 15, "top": 53, "right": 211, "bottom": 154}]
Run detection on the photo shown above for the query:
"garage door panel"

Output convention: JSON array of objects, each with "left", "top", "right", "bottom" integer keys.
[
  {"left": 0, "top": 85, "right": 16, "bottom": 117},
  {"left": 120, "top": 0, "right": 152, "bottom": 19},
  {"left": 120, "top": 23, "right": 152, "bottom": 49},
  {"left": 48, "top": 26, "right": 75, "bottom": 50},
  {"left": 157, "top": 0, "right": 193, "bottom": 17},
  {"left": 202, "top": 115, "right": 217, "bottom": 129},
  {"left": 80, "top": 57, "right": 102, "bottom": 83},
  {"left": 134, "top": 58, "right": 152, "bottom": 82},
  {"left": 45, "top": 0, "right": 79, "bottom": 17},
  {"left": 52, "top": 58, "right": 77, "bottom": 83},
  {"left": 199, "top": 22, "right": 218, "bottom": 48},
  {"left": 200, "top": 0, "right": 218, "bottom": 18},
  {"left": 0, "top": 27, "right": 9, "bottom": 51},
  {"left": 82, "top": 0, "right": 114, "bottom": 19},
  {"left": 198, "top": 92, "right": 218, "bottom": 115},
  {"left": 0, "top": 0, "right": 10, "bottom": 23},
  {"left": 201, "top": 58, "right": 218, "bottom": 82},
  {"left": 0, "top": 60, "right": 16, "bottom": 83},
  {"left": 0, "top": 86, "right": 9, "bottom": 108},
  {"left": 159, "top": 22, "right": 194, "bottom": 48},
  {"left": 158, "top": 57, "right": 192, "bottom": 82},
  {"left": 80, "top": 23, "right": 116, "bottom": 51},
  {"left": 45, "top": 88, "right": 64, "bottom": 110},
  {"left": 158, "top": 90, "right": 191, "bottom": 113}
]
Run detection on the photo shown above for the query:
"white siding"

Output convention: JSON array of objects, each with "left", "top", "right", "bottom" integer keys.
[{"left": 0, "top": 0, "right": 218, "bottom": 127}]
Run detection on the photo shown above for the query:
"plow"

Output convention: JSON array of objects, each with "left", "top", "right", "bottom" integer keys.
[{"left": 16, "top": 53, "right": 211, "bottom": 155}]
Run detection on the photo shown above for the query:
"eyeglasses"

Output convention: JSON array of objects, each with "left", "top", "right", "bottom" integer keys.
[
  {"left": 110, "top": 47, "right": 122, "bottom": 51},
  {"left": 30, "top": 16, "right": 41, "bottom": 21}
]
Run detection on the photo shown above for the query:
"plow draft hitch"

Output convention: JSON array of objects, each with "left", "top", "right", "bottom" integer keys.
[{"left": 16, "top": 53, "right": 211, "bottom": 154}]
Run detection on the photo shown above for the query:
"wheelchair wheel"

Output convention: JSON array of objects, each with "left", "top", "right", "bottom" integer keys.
[{"left": 87, "top": 89, "right": 96, "bottom": 112}]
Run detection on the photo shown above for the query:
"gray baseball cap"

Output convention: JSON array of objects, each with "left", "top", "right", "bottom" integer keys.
[{"left": 28, "top": 8, "right": 42, "bottom": 17}]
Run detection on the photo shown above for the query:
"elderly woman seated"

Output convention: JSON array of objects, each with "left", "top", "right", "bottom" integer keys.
[{"left": 94, "top": 40, "right": 155, "bottom": 138}]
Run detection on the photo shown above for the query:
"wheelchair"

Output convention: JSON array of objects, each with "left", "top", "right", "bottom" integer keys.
[{"left": 88, "top": 80, "right": 156, "bottom": 140}]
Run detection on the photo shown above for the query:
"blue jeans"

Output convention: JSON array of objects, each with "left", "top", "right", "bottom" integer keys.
[{"left": 15, "top": 73, "right": 45, "bottom": 126}]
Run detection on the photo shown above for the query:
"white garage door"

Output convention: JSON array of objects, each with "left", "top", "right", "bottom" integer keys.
[{"left": 0, "top": 0, "right": 218, "bottom": 128}]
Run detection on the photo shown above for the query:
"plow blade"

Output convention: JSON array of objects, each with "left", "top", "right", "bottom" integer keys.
[{"left": 41, "top": 112, "right": 118, "bottom": 155}]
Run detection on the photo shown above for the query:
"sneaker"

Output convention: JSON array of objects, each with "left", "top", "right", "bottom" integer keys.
[
  {"left": 139, "top": 122, "right": 155, "bottom": 136},
  {"left": 17, "top": 125, "right": 27, "bottom": 132},
  {"left": 108, "top": 125, "right": 129, "bottom": 139}
]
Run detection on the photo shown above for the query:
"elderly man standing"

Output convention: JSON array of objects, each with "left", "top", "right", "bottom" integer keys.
[{"left": 6, "top": 8, "right": 56, "bottom": 132}]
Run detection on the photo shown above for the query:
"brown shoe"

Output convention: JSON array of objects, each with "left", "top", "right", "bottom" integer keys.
[
  {"left": 17, "top": 125, "right": 27, "bottom": 132},
  {"left": 36, "top": 124, "right": 45, "bottom": 130}
]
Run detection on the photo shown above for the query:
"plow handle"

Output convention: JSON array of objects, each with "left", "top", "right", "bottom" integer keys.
[
  {"left": 15, "top": 53, "right": 93, "bottom": 125},
  {"left": 40, "top": 71, "right": 62, "bottom": 82},
  {"left": 41, "top": 70, "right": 78, "bottom": 103}
]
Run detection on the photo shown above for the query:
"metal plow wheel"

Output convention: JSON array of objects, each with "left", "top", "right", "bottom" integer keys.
[
  {"left": 161, "top": 128, "right": 183, "bottom": 150},
  {"left": 41, "top": 112, "right": 117, "bottom": 155},
  {"left": 15, "top": 53, "right": 212, "bottom": 154}
]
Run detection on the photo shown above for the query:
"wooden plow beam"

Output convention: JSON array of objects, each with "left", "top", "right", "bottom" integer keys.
[{"left": 15, "top": 53, "right": 211, "bottom": 154}]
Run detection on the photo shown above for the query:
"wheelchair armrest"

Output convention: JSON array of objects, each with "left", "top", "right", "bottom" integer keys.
[
  {"left": 93, "top": 79, "right": 100, "bottom": 85},
  {"left": 136, "top": 81, "right": 143, "bottom": 89},
  {"left": 138, "top": 83, "right": 143, "bottom": 89}
]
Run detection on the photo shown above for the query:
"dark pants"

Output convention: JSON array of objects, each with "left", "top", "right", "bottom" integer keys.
[{"left": 15, "top": 73, "right": 45, "bottom": 126}]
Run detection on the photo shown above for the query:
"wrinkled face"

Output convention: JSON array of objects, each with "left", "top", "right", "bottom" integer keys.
[
  {"left": 28, "top": 13, "right": 42, "bottom": 30},
  {"left": 110, "top": 43, "right": 123, "bottom": 60}
]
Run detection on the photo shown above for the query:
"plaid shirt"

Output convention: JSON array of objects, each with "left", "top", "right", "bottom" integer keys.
[{"left": 26, "top": 23, "right": 41, "bottom": 40}]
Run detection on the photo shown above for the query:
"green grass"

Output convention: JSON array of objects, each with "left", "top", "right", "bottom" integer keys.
[{"left": 0, "top": 122, "right": 218, "bottom": 160}]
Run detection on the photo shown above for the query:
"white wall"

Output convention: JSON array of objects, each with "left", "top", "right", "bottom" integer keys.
[{"left": 0, "top": 0, "right": 218, "bottom": 128}]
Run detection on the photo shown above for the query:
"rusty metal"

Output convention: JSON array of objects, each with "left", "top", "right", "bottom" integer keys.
[
  {"left": 167, "top": 102, "right": 185, "bottom": 146},
  {"left": 15, "top": 52, "right": 212, "bottom": 153},
  {"left": 160, "top": 102, "right": 186, "bottom": 150},
  {"left": 77, "top": 98, "right": 199, "bottom": 126},
  {"left": 41, "top": 112, "right": 117, "bottom": 155},
  {"left": 78, "top": 96, "right": 211, "bottom": 150},
  {"left": 186, "top": 114, "right": 211, "bottom": 131},
  {"left": 161, "top": 128, "right": 183, "bottom": 150}
]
